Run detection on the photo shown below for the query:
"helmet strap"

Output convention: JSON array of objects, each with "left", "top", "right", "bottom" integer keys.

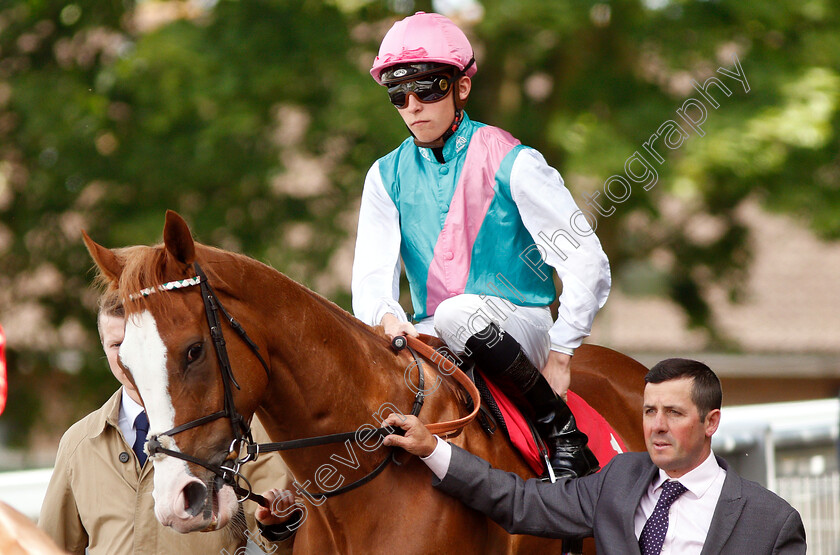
[{"left": 412, "top": 105, "right": 464, "bottom": 149}]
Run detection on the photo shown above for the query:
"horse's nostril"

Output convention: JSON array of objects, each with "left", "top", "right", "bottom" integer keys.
[{"left": 183, "top": 481, "right": 207, "bottom": 517}]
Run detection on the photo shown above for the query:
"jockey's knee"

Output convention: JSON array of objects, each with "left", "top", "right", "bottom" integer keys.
[
  {"left": 434, "top": 295, "right": 496, "bottom": 352},
  {"left": 433, "top": 296, "right": 467, "bottom": 345}
]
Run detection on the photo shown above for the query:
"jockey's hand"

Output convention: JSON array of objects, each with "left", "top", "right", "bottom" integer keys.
[
  {"left": 542, "top": 350, "right": 572, "bottom": 401},
  {"left": 255, "top": 488, "right": 301, "bottom": 526},
  {"left": 380, "top": 313, "right": 419, "bottom": 339},
  {"left": 381, "top": 414, "right": 437, "bottom": 458}
]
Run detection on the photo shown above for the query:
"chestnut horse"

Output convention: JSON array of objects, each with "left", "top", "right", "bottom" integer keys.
[
  {"left": 0, "top": 501, "right": 67, "bottom": 554},
  {"left": 83, "top": 211, "right": 646, "bottom": 554}
]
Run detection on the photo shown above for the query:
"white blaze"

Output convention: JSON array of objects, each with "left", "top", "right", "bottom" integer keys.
[
  {"left": 119, "top": 310, "right": 194, "bottom": 523},
  {"left": 119, "top": 310, "right": 175, "bottom": 436}
]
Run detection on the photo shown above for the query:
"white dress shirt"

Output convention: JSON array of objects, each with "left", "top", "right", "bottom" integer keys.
[
  {"left": 117, "top": 387, "right": 145, "bottom": 447},
  {"left": 634, "top": 450, "right": 726, "bottom": 555},
  {"left": 421, "top": 435, "right": 452, "bottom": 480}
]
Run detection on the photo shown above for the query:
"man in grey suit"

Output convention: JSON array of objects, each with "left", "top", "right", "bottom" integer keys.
[{"left": 382, "top": 358, "right": 806, "bottom": 554}]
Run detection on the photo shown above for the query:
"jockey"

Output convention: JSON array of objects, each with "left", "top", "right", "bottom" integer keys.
[{"left": 352, "top": 11, "right": 611, "bottom": 479}]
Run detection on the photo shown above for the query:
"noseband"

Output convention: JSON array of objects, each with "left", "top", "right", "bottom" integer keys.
[{"left": 134, "top": 262, "right": 480, "bottom": 508}]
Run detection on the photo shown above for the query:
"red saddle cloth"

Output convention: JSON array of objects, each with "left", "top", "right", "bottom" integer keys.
[{"left": 478, "top": 370, "right": 629, "bottom": 476}]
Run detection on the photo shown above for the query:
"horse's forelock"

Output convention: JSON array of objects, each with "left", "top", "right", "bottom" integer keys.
[
  {"left": 111, "top": 243, "right": 241, "bottom": 316},
  {"left": 113, "top": 244, "right": 174, "bottom": 316}
]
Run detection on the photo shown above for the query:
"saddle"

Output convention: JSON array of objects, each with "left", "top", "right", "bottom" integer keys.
[
  {"left": 415, "top": 334, "right": 628, "bottom": 476},
  {"left": 478, "top": 371, "right": 629, "bottom": 475}
]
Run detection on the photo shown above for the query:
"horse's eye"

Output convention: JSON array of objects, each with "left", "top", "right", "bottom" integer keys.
[{"left": 186, "top": 343, "right": 204, "bottom": 364}]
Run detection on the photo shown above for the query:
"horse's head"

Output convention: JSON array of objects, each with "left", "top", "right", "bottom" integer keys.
[{"left": 83, "top": 210, "right": 269, "bottom": 533}]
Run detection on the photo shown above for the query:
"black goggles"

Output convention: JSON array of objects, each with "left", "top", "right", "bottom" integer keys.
[{"left": 387, "top": 74, "right": 453, "bottom": 108}]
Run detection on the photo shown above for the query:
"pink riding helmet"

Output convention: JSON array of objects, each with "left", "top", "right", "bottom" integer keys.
[{"left": 370, "top": 11, "right": 478, "bottom": 85}]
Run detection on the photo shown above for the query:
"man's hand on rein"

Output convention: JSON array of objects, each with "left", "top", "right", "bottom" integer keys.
[
  {"left": 382, "top": 414, "right": 437, "bottom": 458},
  {"left": 255, "top": 489, "right": 301, "bottom": 526}
]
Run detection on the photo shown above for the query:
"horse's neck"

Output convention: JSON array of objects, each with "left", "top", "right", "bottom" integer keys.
[{"left": 235, "top": 260, "right": 424, "bottom": 450}]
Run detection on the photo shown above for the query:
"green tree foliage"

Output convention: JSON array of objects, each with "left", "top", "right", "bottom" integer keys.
[
  {"left": 1, "top": 0, "right": 838, "bottom": 448},
  {"left": 0, "top": 0, "right": 403, "bottom": 447},
  {"left": 473, "top": 0, "right": 839, "bottom": 331}
]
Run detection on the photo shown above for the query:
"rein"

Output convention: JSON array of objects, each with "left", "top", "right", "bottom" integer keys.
[
  {"left": 137, "top": 263, "right": 481, "bottom": 507},
  {"left": 396, "top": 335, "right": 482, "bottom": 437},
  {"left": 246, "top": 337, "right": 482, "bottom": 499}
]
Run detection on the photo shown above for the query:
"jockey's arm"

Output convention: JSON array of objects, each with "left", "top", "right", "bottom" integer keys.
[
  {"left": 380, "top": 312, "right": 418, "bottom": 339},
  {"left": 542, "top": 351, "right": 572, "bottom": 400},
  {"left": 351, "top": 162, "right": 410, "bottom": 328},
  {"left": 509, "top": 148, "right": 611, "bottom": 354}
]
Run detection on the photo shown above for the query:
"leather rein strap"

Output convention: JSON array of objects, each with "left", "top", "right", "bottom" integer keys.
[
  {"left": 247, "top": 338, "right": 482, "bottom": 499},
  {"left": 399, "top": 335, "right": 482, "bottom": 437},
  {"left": 250, "top": 336, "right": 483, "bottom": 456},
  {"left": 139, "top": 263, "right": 482, "bottom": 506}
]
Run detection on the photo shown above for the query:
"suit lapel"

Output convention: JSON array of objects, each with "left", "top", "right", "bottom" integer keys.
[
  {"left": 699, "top": 458, "right": 745, "bottom": 555},
  {"left": 623, "top": 460, "right": 659, "bottom": 553}
]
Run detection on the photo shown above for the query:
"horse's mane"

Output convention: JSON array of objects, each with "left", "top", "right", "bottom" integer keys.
[{"left": 96, "top": 240, "right": 391, "bottom": 349}]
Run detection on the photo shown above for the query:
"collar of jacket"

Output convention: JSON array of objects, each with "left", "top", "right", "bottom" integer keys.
[
  {"left": 89, "top": 388, "right": 124, "bottom": 439},
  {"left": 417, "top": 111, "right": 475, "bottom": 164}
]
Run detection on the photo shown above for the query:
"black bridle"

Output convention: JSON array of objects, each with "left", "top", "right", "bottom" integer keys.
[{"left": 140, "top": 263, "right": 424, "bottom": 508}]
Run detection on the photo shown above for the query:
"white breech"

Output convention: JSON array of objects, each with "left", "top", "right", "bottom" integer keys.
[{"left": 413, "top": 294, "right": 553, "bottom": 370}]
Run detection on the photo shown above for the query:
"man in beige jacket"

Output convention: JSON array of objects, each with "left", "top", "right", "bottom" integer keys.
[{"left": 39, "top": 293, "right": 299, "bottom": 554}]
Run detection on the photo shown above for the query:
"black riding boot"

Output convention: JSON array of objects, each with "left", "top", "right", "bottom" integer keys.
[
  {"left": 464, "top": 323, "right": 599, "bottom": 480},
  {"left": 522, "top": 372, "right": 600, "bottom": 480}
]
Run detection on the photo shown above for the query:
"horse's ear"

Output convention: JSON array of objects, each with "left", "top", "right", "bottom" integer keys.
[
  {"left": 82, "top": 230, "right": 123, "bottom": 283},
  {"left": 163, "top": 210, "right": 195, "bottom": 265}
]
